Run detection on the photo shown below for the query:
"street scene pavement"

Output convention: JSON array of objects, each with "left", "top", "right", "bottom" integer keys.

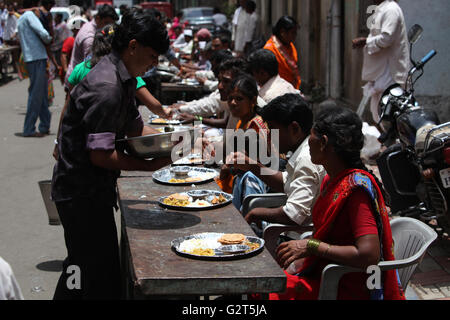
[
  {"left": 0, "top": 0, "right": 449, "bottom": 303},
  {"left": 0, "top": 73, "right": 449, "bottom": 300}
]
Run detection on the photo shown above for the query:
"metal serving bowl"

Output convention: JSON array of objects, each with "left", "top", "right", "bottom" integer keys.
[
  {"left": 117, "top": 127, "right": 197, "bottom": 159},
  {"left": 187, "top": 189, "right": 211, "bottom": 200},
  {"left": 170, "top": 166, "right": 191, "bottom": 177}
]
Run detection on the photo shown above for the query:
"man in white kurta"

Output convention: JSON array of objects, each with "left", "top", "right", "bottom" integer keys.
[
  {"left": 0, "top": 256, "right": 24, "bottom": 300},
  {"left": 353, "top": 0, "right": 410, "bottom": 123},
  {"left": 231, "top": 0, "right": 250, "bottom": 55}
]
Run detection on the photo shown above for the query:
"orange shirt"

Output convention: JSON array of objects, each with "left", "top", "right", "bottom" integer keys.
[{"left": 264, "top": 36, "right": 301, "bottom": 89}]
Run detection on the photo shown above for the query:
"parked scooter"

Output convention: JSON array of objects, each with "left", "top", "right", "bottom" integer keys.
[{"left": 376, "top": 25, "right": 450, "bottom": 234}]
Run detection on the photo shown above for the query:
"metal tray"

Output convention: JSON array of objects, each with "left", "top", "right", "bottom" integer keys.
[
  {"left": 152, "top": 166, "right": 218, "bottom": 186},
  {"left": 148, "top": 116, "right": 183, "bottom": 125},
  {"left": 117, "top": 127, "right": 197, "bottom": 159},
  {"left": 171, "top": 232, "right": 265, "bottom": 260},
  {"left": 159, "top": 190, "right": 233, "bottom": 211}
]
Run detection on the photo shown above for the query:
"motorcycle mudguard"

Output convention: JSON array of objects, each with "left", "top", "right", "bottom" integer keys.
[{"left": 376, "top": 143, "right": 421, "bottom": 213}]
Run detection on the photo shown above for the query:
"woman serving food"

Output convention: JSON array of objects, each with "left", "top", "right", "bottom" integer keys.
[{"left": 51, "top": 10, "right": 173, "bottom": 300}]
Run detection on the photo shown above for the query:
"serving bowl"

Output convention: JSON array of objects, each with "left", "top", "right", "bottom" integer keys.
[{"left": 117, "top": 127, "right": 197, "bottom": 159}]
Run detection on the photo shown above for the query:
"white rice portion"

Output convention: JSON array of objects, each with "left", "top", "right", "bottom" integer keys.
[{"left": 179, "top": 237, "right": 222, "bottom": 252}]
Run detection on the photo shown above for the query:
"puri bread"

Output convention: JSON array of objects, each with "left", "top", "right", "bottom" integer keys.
[
  {"left": 168, "top": 193, "right": 189, "bottom": 201},
  {"left": 218, "top": 233, "right": 245, "bottom": 244}
]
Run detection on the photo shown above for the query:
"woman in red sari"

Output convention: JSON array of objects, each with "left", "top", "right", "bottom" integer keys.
[
  {"left": 264, "top": 16, "right": 301, "bottom": 89},
  {"left": 271, "top": 106, "right": 405, "bottom": 300}
]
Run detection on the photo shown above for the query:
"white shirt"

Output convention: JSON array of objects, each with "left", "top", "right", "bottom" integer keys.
[
  {"left": 172, "top": 33, "right": 188, "bottom": 49},
  {"left": 2, "top": 13, "right": 17, "bottom": 41},
  {"left": 232, "top": 8, "right": 249, "bottom": 52},
  {"left": 213, "top": 13, "right": 227, "bottom": 27},
  {"left": 0, "top": 257, "right": 24, "bottom": 300},
  {"left": 244, "top": 12, "right": 261, "bottom": 44},
  {"left": 282, "top": 138, "right": 326, "bottom": 226},
  {"left": 362, "top": 0, "right": 410, "bottom": 85},
  {"left": 259, "top": 75, "right": 301, "bottom": 103}
]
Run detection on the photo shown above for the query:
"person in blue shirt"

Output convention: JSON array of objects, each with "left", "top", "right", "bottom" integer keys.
[{"left": 17, "top": 0, "right": 52, "bottom": 137}]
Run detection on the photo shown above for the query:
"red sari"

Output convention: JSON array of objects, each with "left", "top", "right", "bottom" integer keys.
[{"left": 270, "top": 169, "right": 405, "bottom": 300}]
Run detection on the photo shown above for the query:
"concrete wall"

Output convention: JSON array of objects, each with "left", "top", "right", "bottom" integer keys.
[
  {"left": 401, "top": 0, "right": 450, "bottom": 122},
  {"left": 254, "top": 0, "right": 449, "bottom": 121},
  {"left": 401, "top": 0, "right": 450, "bottom": 96}
]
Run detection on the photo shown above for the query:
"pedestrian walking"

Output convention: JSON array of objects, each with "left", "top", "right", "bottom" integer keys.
[
  {"left": 352, "top": 0, "right": 410, "bottom": 124},
  {"left": 17, "top": 0, "right": 52, "bottom": 137}
]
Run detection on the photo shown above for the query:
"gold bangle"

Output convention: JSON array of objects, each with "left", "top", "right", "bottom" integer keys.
[{"left": 306, "top": 238, "right": 321, "bottom": 255}]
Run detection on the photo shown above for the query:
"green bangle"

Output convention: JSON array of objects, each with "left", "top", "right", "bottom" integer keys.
[
  {"left": 306, "top": 238, "right": 321, "bottom": 255},
  {"left": 195, "top": 115, "right": 203, "bottom": 122}
]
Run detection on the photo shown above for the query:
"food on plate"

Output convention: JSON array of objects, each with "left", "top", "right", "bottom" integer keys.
[
  {"left": 179, "top": 238, "right": 221, "bottom": 256},
  {"left": 211, "top": 194, "right": 227, "bottom": 205},
  {"left": 190, "top": 248, "right": 215, "bottom": 256},
  {"left": 168, "top": 177, "right": 203, "bottom": 183},
  {"left": 163, "top": 193, "right": 190, "bottom": 207},
  {"left": 151, "top": 118, "right": 167, "bottom": 124},
  {"left": 190, "top": 199, "right": 210, "bottom": 207},
  {"left": 218, "top": 233, "right": 246, "bottom": 245},
  {"left": 244, "top": 240, "right": 260, "bottom": 252}
]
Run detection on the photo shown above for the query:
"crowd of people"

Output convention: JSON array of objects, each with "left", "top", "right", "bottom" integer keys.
[{"left": 0, "top": 0, "right": 411, "bottom": 301}]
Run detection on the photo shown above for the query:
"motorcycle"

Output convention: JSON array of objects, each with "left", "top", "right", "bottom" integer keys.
[{"left": 376, "top": 24, "right": 450, "bottom": 234}]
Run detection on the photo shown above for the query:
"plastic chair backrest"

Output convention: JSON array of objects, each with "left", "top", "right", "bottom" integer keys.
[{"left": 389, "top": 217, "right": 438, "bottom": 289}]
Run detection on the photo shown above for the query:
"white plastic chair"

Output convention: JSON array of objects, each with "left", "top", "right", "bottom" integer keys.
[
  {"left": 242, "top": 194, "right": 438, "bottom": 300},
  {"left": 317, "top": 217, "right": 437, "bottom": 299}
]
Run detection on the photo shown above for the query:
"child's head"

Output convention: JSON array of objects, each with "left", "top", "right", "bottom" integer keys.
[{"left": 90, "top": 24, "right": 116, "bottom": 68}]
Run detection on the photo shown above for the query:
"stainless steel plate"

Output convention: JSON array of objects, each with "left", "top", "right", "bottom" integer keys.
[
  {"left": 117, "top": 127, "right": 197, "bottom": 159},
  {"left": 148, "top": 116, "right": 182, "bottom": 125},
  {"left": 152, "top": 167, "right": 218, "bottom": 186},
  {"left": 159, "top": 190, "right": 232, "bottom": 211},
  {"left": 171, "top": 232, "right": 265, "bottom": 260}
]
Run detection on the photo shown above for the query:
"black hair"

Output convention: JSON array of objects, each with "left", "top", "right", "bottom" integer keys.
[
  {"left": 22, "top": 0, "right": 38, "bottom": 9},
  {"left": 41, "top": 0, "right": 55, "bottom": 8},
  {"left": 96, "top": 4, "right": 119, "bottom": 21},
  {"left": 215, "top": 32, "right": 231, "bottom": 46},
  {"left": 210, "top": 49, "right": 233, "bottom": 76},
  {"left": 144, "top": 8, "right": 161, "bottom": 20},
  {"left": 218, "top": 58, "right": 249, "bottom": 75},
  {"left": 211, "top": 49, "right": 233, "bottom": 66},
  {"left": 90, "top": 24, "right": 116, "bottom": 68},
  {"left": 247, "top": 49, "right": 278, "bottom": 78},
  {"left": 55, "top": 13, "right": 63, "bottom": 22},
  {"left": 313, "top": 105, "right": 385, "bottom": 194},
  {"left": 247, "top": 0, "right": 256, "bottom": 12},
  {"left": 273, "top": 16, "right": 297, "bottom": 39},
  {"left": 259, "top": 93, "right": 313, "bottom": 134},
  {"left": 112, "top": 9, "right": 169, "bottom": 54},
  {"left": 230, "top": 73, "right": 259, "bottom": 102}
]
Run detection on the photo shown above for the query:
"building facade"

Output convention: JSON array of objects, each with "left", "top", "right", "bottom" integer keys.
[{"left": 254, "top": 0, "right": 449, "bottom": 122}]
